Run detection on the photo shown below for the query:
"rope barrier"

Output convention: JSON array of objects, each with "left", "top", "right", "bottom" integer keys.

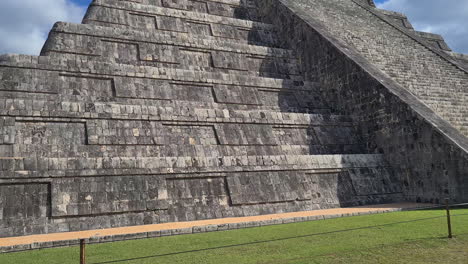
[
  {"left": 89, "top": 214, "right": 462, "bottom": 264},
  {"left": 4, "top": 203, "right": 468, "bottom": 263},
  {"left": 397, "top": 202, "right": 468, "bottom": 212}
]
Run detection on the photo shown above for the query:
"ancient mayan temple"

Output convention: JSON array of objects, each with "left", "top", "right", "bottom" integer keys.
[{"left": 0, "top": 0, "right": 467, "bottom": 237}]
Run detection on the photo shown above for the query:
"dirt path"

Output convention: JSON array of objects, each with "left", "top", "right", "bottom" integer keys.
[{"left": 0, "top": 203, "right": 431, "bottom": 248}]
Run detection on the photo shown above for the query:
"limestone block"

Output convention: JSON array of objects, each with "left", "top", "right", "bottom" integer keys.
[
  {"left": 0, "top": 117, "right": 15, "bottom": 145},
  {"left": 186, "top": 21, "right": 212, "bottom": 36},
  {"left": 213, "top": 84, "right": 261, "bottom": 105},
  {"left": 51, "top": 176, "right": 168, "bottom": 217},
  {"left": 348, "top": 167, "right": 402, "bottom": 195},
  {"left": 167, "top": 177, "right": 230, "bottom": 221},
  {"left": 227, "top": 172, "right": 320, "bottom": 205},
  {"left": 14, "top": 122, "right": 86, "bottom": 146},
  {"left": 0, "top": 68, "right": 59, "bottom": 94},
  {"left": 156, "top": 16, "right": 188, "bottom": 32},
  {"left": 162, "top": 0, "right": 188, "bottom": 10},
  {"left": 0, "top": 183, "right": 49, "bottom": 236},
  {"left": 212, "top": 51, "right": 247, "bottom": 70},
  {"left": 215, "top": 124, "right": 278, "bottom": 145},
  {"left": 113, "top": 77, "right": 213, "bottom": 101}
]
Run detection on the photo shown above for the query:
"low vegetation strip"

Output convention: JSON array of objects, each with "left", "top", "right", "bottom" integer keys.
[{"left": 1, "top": 208, "right": 467, "bottom": 264}]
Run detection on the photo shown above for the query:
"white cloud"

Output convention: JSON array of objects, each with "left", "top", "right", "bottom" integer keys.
[
  {"left": 0, "top": 0, "right": 85, "bottom": 55},
  {"left": 377, "top": 0, "right": 468, "bottom": 53}
]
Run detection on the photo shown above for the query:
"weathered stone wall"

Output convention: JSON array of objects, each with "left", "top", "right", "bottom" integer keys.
[
  {"left": 257, "top": 0, "right": 468, "bottom": 203},
  {"left": 1, "top": 0, "right": 467, "bottom": 239},
  {"left": 264, "top": 0, "right": 468, "bottom": 137},
  {"left": 449, "top": 52, "right": 468, "bottom": 71},
  {"left": 0, "top": 0, "right": 404, "bottom": 237}
]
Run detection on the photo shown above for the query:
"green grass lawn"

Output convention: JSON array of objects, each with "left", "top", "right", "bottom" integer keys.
[{"left": 1, "top": 209, "right": 468, "bottom": 264}]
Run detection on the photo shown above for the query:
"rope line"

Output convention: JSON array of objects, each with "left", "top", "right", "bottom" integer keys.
[
  {"left": 398, "top": 202, "right": 468, "bottom": 211},
  {"left": 4, "top": 205, "right": 468, "bottom": 255},
  {"left": 89, "top": 215, "right": 458, "bottom": 264}
]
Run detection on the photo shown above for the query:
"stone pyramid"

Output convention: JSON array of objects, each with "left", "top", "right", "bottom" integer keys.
[{"left": 0, "top": 0, "right": 466, "bottom": 238}]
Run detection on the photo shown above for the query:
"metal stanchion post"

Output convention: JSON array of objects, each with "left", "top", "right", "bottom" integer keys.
[
  {"left": 80, "top": 239, "right": 86, "bottom": 264},
  {"left": 445, "top": 198, "right": 453, "bottom": 239}
]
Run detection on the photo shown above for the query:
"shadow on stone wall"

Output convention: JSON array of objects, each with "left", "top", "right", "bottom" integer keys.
[
  {"left": 234, "top": 1, "right": 399, "bottom": 208},
  {"left": 254, "top": 0, "right": 468, "bottom": 204},
  {"left": 239, "top": 4, "right": 366, "bottom": 157}
]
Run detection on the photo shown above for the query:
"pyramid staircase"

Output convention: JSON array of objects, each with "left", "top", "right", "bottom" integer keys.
[{"left": 0, "top": 0, "right": 402, "bottom": 237}]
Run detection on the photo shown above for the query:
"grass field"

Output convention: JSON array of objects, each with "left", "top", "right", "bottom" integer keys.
[{"left": 1, "top": 208, "right": 468, "bottom": 264}]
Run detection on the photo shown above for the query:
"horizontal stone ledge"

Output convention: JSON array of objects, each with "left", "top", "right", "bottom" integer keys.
[
  {"left": 49, "top": 22, "right": 293, "bottom": 58},
  {"left": 92, "top": 0, "right": 266, "bottom": 27},
  {"left": 0, "top": 60, "right": 312, "bottom": 91},
  {"left": 3, "top": 166, "right": 390, "bottom": 180},
  {"left": 0, "top": 154, "right": 388, "bottom": 178},
  {"left": 4, "top": 111, "right": 355, "bottom": 127},
  {"left": 113, "top": 0, "right": 257, "bottom": 9},
  {"left": 0, "top": 168, "right": 348, "bottom": 182},
  {"left": 84, "top": 17, "right": 283, "bottom": 49}
]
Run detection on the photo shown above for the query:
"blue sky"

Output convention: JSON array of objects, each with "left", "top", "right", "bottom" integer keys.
[
  {"left": 376, "top": 0, "right": 468, "bottom": 53},
  {"left": 71, "top": 0, "right": 92, "bottom": 7},
  {"left": 0, "top": 0, "right": 466, "bottom": 55}
]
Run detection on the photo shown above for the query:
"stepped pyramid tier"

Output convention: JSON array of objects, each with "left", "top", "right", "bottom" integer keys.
[{"left": 0, "top": 0, "right": 466, "bottom": 238}]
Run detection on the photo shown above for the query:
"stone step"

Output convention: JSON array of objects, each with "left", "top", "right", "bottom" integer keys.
[
  {"left": 84, "top": 0, "right": 280, "bottom": 47},
  {"left": 0, "top": 91, "right": 331, "bottom": 118},
  {"left": 0, "top": 154, "right": 388, "bottom": 175},
  {"left": 4, "top": 118, "right": 364, "bottom": 154},
  {"left": 0, "top": 153, "right": 401, "bottom": 235},
  {"left": 112, "top": 0, "right": 258, "bottom": 20},
  {"left": 4, "top": 109, "right": 365, "bottom": 157},
  {"left": 0, "top": 55, "right": 304, "bottom": 88},
  {"left": 11, "top": 143, "right": 365, "bottom": 159},
  {"left": 0, "top": 63, "right": 346, "bottom": 127},
  {"left": 119, "top": 0, "right": 257, "bottom": 9},
  {"left": 0, "top": 56, "right": 328, "bottom": 113},
  {"left": 0, "top": 98, "right": 346, "bottom": 128},
  {"left": 42, "top": 23, "right": 299, "bottom": 78},
  {"left": 113, "top": 0, "right": 261, "bottom": 21}
]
